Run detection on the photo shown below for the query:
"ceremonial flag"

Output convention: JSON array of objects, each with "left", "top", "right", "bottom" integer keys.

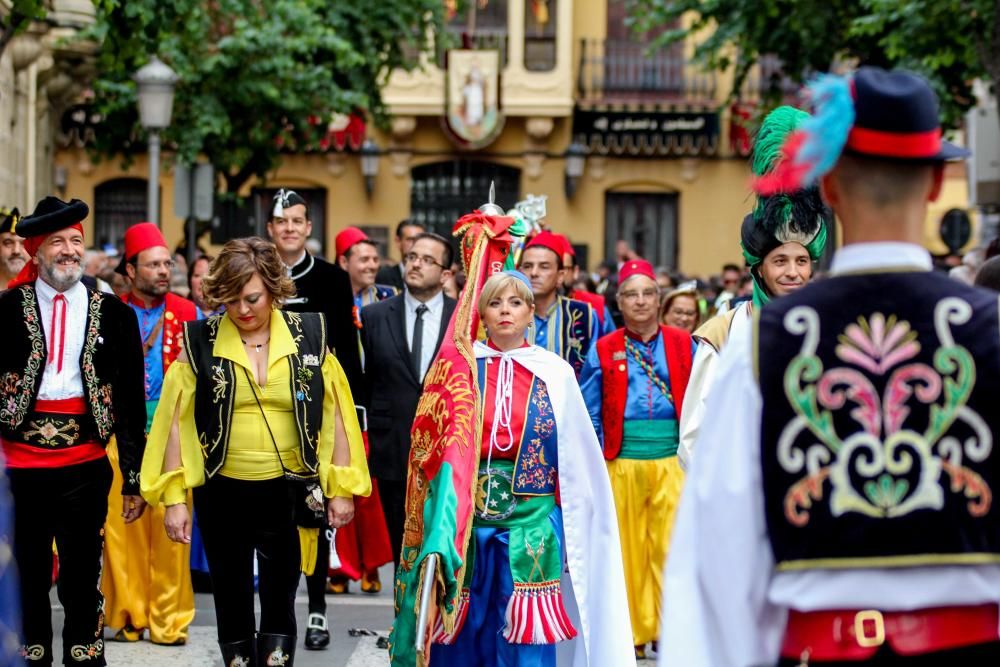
[{"left": 389, "top": 210, "right": 521, "bottom": 666}]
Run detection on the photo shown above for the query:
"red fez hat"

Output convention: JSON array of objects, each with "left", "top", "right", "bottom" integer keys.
[
  {"left": 335, "top": 226, "right": 370, "bottom": 258},
  {"left": 124, "top": 222, "right": 167, "bottom": 261},
  {"left": 525, "top": 231, "right": 565, "bottom": 264},
  {"left": 551, "top": 233, "right": 576, "bottom": 265},
  {"left": 619, "top": 258, "right": 656, "bottom": 285}
]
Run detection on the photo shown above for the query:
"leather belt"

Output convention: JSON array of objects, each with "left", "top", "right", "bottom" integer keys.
[{"left": 781, "top": 604, "right": 1000, "bottom": 662}]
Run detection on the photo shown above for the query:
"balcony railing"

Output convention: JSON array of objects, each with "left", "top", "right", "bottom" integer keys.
[{"left": 577, "top": 38, "right": 716, "bottom": 105}]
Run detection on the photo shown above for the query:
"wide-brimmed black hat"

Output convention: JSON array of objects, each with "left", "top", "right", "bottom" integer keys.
[
  {"left": 16, "top": 197, "right": 89, "bottom": 239},
  {"left": 845, "top": 67, "right": 969, "bottom": 162},
  {"left": 0, "top": 207, "right": 19, "bottom": 235}
]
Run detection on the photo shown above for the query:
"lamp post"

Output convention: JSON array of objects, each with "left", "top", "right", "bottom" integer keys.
[
  {"left": 134, "top": 57, "right": 178, "bottom": 226},
  {"left": 360, "top": 139, "right": 380, "bottom": 198},
  {"left": 564, "top": 140, "right": 588, "bottom": 199}
]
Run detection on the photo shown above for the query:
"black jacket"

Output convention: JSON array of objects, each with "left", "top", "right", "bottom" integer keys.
[
  {"left": 361, "top": 292, "right": 455, "bottom": 481},
  {"left": 0, "top": 284, "right": 146, "bottom": 494},
  {"left": 375, "top": 263, "right": 405, "bottom": 292},
  {"left": 283, "top": 254, "right": 363, "bottom": 389}
]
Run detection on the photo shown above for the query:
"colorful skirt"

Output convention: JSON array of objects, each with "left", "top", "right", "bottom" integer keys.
[{"left": 431, "top": 461, "right": 576, "bottom": 667}]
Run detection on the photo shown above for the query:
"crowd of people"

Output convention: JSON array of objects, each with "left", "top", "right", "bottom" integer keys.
[{"left": 1, "top": 65, "right": 1000, "bottom": 667}]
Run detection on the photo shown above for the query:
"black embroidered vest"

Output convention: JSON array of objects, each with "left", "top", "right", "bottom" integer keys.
[
  {"left": 183, "top": 310, "right": 327, "bottom": 479},
  {"left": 757, "top": 271, "right": 1000, "bottom": 571}
]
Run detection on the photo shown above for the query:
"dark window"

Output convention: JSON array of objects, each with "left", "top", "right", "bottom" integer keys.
[
  {"left": 525, "top": 0, "right": 557, "bottom": 71},
  {"left": 605, "top": 192, "right": 679, "bottom": 269},
  {"left": 251, "top": 187, "right": 327, "bottom": 256},
  {"left": 357, "top": 225, "right": 391, "bottom": 258},
  {"left": 438, "top": 1, "right": 508, "bottom": 68},
  {"left": 93, "top": 178, "right": 148, "bottom": 250},
  {"left": 410, "top": 160, "right": 520, "bottom": 244}
]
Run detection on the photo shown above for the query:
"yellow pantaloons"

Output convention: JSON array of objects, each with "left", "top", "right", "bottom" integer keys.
[
  {"left": 607, "top": 455, "right": 684, "bottom": 646},
  {"left": 102, "top": 439, "right": 195, "bottom": 644}
]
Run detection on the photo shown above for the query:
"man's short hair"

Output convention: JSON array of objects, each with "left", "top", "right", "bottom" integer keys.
[
  {"left": 344, "top": 238, "right": 379, "bottom": 259},
  {"left": 396, "top": 219, "right": 425, "bottom": 238},
  {"left": 413, "top": 231, "right": 454, "bottom": 268},
  {"left": 722, "top": 263, "right": 741, "bottom": 274},
  {"left": 833, "top": 154, "right": 938, "bottom": 208}
]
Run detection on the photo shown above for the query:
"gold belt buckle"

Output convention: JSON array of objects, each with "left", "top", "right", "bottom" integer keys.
[{"left": 854, "top": 609, "right": 886, "bottom": 648}]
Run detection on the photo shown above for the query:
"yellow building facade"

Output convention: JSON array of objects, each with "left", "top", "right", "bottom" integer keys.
[{"left": 54, "top": 1, "right": 973, "bottom": 277}]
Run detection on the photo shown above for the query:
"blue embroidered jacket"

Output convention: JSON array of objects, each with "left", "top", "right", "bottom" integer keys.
[
  {"left": 529, "top": 296, "right": 599, "bottom": 380},
  {"left": 476, "top": 357, "right": 559, "bottom": 496}
]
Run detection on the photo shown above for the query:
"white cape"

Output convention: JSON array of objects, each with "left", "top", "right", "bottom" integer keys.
[{"left": 474, "top": 342, "right": 636, "bottom": 667}]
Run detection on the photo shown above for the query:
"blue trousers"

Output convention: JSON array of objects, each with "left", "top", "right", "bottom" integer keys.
[{"left": 431, "top": 509, "right": 565, "bottom": 667}]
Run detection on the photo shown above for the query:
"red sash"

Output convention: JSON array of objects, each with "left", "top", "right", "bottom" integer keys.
[
  {"left": 596, "top": 326, "right": 692, "bottom": 461},
  {"left": 3, "top": 397, "right": 106, "bottom": 469}
]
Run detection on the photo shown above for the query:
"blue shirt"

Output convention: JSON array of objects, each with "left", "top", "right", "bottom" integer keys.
[
  {"left": 129, "top": 299, "right": 166, "bottom": 402},
  {"left": 579, "top": 329, "right": 697, "bottom": 445}
]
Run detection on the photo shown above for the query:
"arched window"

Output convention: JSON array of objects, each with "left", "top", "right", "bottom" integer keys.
[
  {"left": 93, "top": 178, "right": 148, "bottom": 250},
  {"left": 410, "top": 160, "right": 520, "bottom": 239}
]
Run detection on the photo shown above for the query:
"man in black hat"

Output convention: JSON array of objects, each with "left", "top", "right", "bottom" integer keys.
[
  {"left": 660, "top": 67, "right": 1000, "bottom": 666},
  {"left": 265, "top": 188, "right": 363, "bottom": 651},
  {"left": 0, "top": 207, "right": 24, "bottom": 288},
  {"left": 0, "top": 196, "right": 147, "bottom": 666}
]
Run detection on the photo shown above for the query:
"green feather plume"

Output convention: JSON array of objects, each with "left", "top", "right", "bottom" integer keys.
[{"left": 751, "top": 105, "right": 809, "bottom": 177}]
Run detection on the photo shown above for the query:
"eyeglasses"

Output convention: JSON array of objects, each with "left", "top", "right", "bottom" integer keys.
[
  {"left": 619, "top": 288, "right": 659, "bottom": 302},
  {"left": 403, "top": 252, "right": 446, "bottom": 269},
  {"left": 138, "top": 260, "right": 177, "bottom": 271}
]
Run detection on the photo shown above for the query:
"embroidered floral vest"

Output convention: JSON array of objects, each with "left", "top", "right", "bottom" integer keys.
[
  {"left": 757, "top": 272, "right": 1000, "bottom": 571},
  {"left": 184, "top": 310, "right": 327, "bottom": 479},
  {"left": 530, "top": 296, "right": 596, "bottom": 378},
  {"left": 475, "top": 357, "right": 559, "bottom": 496}
]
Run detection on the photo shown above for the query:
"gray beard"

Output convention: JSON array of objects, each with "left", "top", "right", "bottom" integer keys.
[
  {"left": 38, "top": 259, "right": 83, "bottom": 292},
  {"left": 1, "top": 256, "right": 25, "bottom": 278}
]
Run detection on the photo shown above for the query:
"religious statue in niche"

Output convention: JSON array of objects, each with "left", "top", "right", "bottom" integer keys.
[{"left": 445, "top": 49, "right": 505, "bottom": 150}]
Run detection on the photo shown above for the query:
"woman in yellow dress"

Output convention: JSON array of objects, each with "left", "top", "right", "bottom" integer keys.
[{"left": 140, "top": 237, "right": 370, "bottom": 667}]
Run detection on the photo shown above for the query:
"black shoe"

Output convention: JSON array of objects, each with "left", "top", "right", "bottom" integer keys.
[
  {"left": 220, "top": 638, "right": 255, "bottom": 667},
  {"left": 258, "top": 633, "right": 296, "bottom": 666},
  {"left": 304, "top": 613, "right": 330, "bottom": 650}
]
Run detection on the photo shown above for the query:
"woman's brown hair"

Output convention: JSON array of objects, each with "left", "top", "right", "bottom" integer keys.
[{"left": 200, "top": 237, "right": 296, "bottom": 310}]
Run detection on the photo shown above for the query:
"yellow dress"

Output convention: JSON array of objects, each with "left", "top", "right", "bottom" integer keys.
[{"left": 139, "top": 312, "right": 370, "bottom": 542}]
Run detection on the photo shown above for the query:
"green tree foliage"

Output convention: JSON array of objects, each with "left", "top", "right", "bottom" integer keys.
[
  {"left": 85, "top": 0, "right": 444, "bottom": 192},
  {"left": 0, "top": 0, "right": 46, "bottom": 57},
  {"left": 630, "top": 0, "right": 999, "bottom": 129}
]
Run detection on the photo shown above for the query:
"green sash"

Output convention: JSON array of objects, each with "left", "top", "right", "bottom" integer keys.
[{"left": 619, "top": 419, "right": 679, "bottom": 460}]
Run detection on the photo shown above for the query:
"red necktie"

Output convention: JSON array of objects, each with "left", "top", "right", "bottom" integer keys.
[{"left": 50, "top": 294, "right": 67, "bottom": 374}]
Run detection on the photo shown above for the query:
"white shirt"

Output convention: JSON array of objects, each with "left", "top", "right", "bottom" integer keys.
[
  {"left": 35, "top": 278, "right": 88, "bottom": 400},
  {"left": 404, "top": 290, "right": 444, "bottom": 382},
  {"left": 659, "top": 242, "right": 1000, "bottom": 667}
]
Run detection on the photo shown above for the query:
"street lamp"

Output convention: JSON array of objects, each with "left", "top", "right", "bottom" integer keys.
[
  {"left": 135, "top": 57, "right": 178, "bottom": 226},
  {"left": 360, "top": 139, "right": 380, "bottom": 198},
  {"left": 564, "top": 140, "right": 588, "bottom": 199}
]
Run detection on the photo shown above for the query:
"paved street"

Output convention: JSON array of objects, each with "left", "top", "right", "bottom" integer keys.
[{"left": 47, "top": 562, "right": 658, "bottom": 665}]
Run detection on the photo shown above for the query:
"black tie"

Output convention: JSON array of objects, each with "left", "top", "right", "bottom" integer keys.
[{"left": 411, "top": 304, "right": 429, "bottom": 380}]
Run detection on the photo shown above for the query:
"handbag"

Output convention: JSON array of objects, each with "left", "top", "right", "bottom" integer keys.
[{"left": 243, "top": 368, "right": 326, "bottom": 528}]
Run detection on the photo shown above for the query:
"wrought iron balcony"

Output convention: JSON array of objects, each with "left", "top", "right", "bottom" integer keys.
[{"left": 577, "top": 38, "right": 716, "bottom": 105}]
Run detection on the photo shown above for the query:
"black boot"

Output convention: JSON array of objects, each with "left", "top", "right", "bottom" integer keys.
[
  {"left": 220, "top": 638, "right": 256, "bottom": 667},
  {"left": 257, "top": 633, "right": 296, "bottom": 666}
]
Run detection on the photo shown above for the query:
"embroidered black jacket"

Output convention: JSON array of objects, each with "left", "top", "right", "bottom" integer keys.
[{"left": 0, "top": 284, "right": 147, "bottom": 494}]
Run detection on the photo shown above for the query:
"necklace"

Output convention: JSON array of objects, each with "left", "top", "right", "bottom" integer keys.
[{"left": 241, "top": 337, "right": 270, "bottom": 353}]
